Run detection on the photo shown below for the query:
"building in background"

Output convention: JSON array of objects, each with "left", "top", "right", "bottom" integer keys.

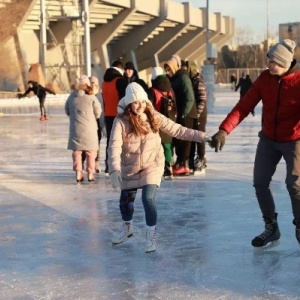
[{"left": 279, "top": 22, "right": 300, "bottom": 60}]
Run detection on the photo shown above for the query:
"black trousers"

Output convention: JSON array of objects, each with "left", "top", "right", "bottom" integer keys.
[{"left": 253, "top": 132, "right": 300, "bottom": 222}]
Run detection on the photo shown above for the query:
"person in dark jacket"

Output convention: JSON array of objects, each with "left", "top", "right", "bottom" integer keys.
[
  {"left": 148, "top": 67, "right": 177, "bottom": 179},
  {"left": 101, "top": 60, "right": 128, "bottom": 174},
  {"left": 124, "top": 61, "right": 148, "bottom": 92},
  {"left": 209, "top": 39, "right": 300, "bottom": 249},
  {"left": 164, "top": 56, "right": 198, "bottom": 176},
  {"left": 235, "top": 73, "right": 254, "bottom": 115},
  {"left": 188, "top": 61, "right": 208, "bottom": 173},
  {"left": 18, "top": 80, "right": 55, "bottom": 121},
  {"left": 230, "top": 73, "right": 237, "bottom": 90}
]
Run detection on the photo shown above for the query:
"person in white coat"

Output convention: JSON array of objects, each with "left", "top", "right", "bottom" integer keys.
[
  {"left": 108, "top": 82, "right": 210, "bottom": 253},
  {"left": 65, "top": 75, "right": 102, "bottom": 183}
]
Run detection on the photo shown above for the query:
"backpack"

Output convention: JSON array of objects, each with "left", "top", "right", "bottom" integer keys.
[{"left": 152, "top": 88, "right": 177, "bottom": 120}]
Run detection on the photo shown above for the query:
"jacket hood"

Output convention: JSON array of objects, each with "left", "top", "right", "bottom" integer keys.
[
  {"left": 189, "top": 62, "right": 199, "bottom": 78},
  {"left": 124, "top": 69, "right": 139, "bottom": 82},
  {"left": 103, "top": 67, "right": 124, "bottom": 82},
  {"left": 151, "top": 75, "right": 173, "bottom": 92}
]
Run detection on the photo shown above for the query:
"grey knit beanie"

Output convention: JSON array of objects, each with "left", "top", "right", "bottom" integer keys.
[{"left": 267, "top": 39, "right": 296, "bottom": 68}]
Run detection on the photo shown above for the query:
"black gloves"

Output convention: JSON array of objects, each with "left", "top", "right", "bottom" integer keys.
[
  {"left": 178, "top": 115, "right": 186, "bottom": 126},
  {"left": 209, "top": 130, "right": 227, "bottom": 152},
  {"left": 17, "top": 93, "right": 23, "bottom": 99}
]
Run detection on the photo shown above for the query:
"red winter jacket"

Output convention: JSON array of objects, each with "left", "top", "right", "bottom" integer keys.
[{"left": 220, "top": 62, "right": 300, "bottom": 142}]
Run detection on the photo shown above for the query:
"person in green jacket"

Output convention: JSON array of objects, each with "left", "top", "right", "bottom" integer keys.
[{"left": 164, "top": 56, "right": 198, "bottom": 176}]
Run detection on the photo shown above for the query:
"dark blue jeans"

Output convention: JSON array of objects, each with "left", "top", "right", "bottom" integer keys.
[
  {"left": 119, "top": 184, "right": 158, "bottom": 226},
  {"left": 253, "top": 132, "right": 300, "bottom": 222}
]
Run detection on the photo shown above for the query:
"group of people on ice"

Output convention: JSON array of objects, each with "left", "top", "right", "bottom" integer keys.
[{"left": 20, "top": 39, "right": 300, "bottom": 254}]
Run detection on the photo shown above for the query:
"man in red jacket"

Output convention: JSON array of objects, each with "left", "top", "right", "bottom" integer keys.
[{"left": 210, "top": 39, "right": 300, "bottom": 249}]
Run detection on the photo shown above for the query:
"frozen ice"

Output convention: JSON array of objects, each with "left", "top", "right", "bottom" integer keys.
[{"left": 0, "top": 87, "right": 299, "bottom": 299}]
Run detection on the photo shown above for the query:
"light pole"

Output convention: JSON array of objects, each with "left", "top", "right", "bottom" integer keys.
[
  {"left": 40, "top": 0, "right": 47, "bottom": 80},
  {"left": 202, "top": 0, "right": 216, "bottom": 113},
  {"left": 266, "top": 0, "right": 269, "bottom": 48},
  {"left": 82, "top": 0, "right": 91, "bottom": 76},
  {"left": 205, "top": 0, "right": 209, "bottom": 63}
]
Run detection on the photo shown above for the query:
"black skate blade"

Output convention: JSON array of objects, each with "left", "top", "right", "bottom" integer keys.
[{"left": 253, "top": 240, "right": 280, "bottom": 251}]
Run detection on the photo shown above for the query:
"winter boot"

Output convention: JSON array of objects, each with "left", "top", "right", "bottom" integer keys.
[
  {"left": 145, "top": 226, "right": 157, "bottom": 253},
  {"left": 88, "top": 173, "right": 94, "bottom": 182},
  {"left": 251, "top": 213, "right": 281, "bottom": 248},
  {"left": 172, "top": 160, "right": 190, "bottom": 176},
  {"left": 112, "top": 222, "right": 133, "bottom": 245},
  {"left": 182, "top": 160, "right": 190, "bottom": 175},
  {"left": 194, "top": 157, "right": 207, "bottom": 173},
  {"left": 104, "top": 160, "right": 109, "bottom": 175},
  {"left": 76, "top": 171, "right": 84, "bottom": 183},
  {"left": 163, "top": 161, "right": 173, "bottom": 180},
  {"left": 95, "top": 161, "right": 100, "bottom": 174},
  {"left": 293, "top": 219, "right": 300, "bottom": 245}
]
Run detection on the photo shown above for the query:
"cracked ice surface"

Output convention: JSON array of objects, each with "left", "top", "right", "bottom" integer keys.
[{"left": 0, "top": 86, "right": 299, "bottom": 300}]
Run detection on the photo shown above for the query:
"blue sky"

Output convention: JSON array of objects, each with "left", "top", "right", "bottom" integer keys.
[{"left": 174, "top": 0, "right": 299, "bottom": 43}]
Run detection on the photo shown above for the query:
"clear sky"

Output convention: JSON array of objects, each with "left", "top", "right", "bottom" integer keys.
[{"left": 174, "top": 0, "right": 299, "bottom": 43}]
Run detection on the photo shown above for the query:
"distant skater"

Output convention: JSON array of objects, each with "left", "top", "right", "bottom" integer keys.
[
  {"left": 18, "top": 80, "right": 56, "bottom": 121},
  {"left": 230, "top": 73, "right": 237, "bottom": 90},
  {"left": 235, "top": 73, "right": 254, "bottom": 116}
]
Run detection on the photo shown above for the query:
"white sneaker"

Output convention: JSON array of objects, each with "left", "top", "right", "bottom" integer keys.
[
  {"left": 112, "top": 222, "right": 133, "bottom": 245},
  {"left": 145, "top": 227, "right": 157, "bottom": 253}
]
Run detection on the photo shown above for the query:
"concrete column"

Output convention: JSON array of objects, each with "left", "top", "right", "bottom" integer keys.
[
  {"left": 137, "top": 2, "right": 192, "bottom": 69},
  {"left": 110, "top": 0, "right": 167, "bottom": 65},
  {"left": 98, "top": 46, "right": 110, "bottom": 77},
  {"left": 124, "top": 50, "right": 138, "bottom": 71},
  {"left": 160, "top": 27, "right": 204, "bottom": 63},
  {"left": 91, "top": 5, "right": 136, "bottom": 74},
  {"left": 189, "top": 16, "right": 234, "bottom": 63}
]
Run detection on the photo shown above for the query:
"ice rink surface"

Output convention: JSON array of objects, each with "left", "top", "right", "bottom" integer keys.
[{"left": 0, "top": 86, "right": 299, "bottom": 300}]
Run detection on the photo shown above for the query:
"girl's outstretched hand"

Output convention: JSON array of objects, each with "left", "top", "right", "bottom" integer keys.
[{"left": 109, "top": 171, "right": 122, "bottom": 189}]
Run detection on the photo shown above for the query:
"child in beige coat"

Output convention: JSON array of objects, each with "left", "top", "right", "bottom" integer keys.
[{"left": 108, "top": 82, "right": 210, "bottom": 253}]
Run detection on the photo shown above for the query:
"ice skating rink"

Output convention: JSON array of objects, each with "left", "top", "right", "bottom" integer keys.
[{"left": 0, "top": 86, "right": 299, "bottom": 300}]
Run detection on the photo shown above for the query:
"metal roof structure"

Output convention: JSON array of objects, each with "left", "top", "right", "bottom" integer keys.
[{"left": 0, "top": 0, "right": 234, "bottom": 90}]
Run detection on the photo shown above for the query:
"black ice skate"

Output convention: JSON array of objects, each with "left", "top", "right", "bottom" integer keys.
[
  {"left": 163, "top": 162, "right": 173, "bottom": 180},
  {"left": 293, "top": 219, "right": 300, "bottom": 245},
  {"left": 194, "top": 157, "right": 207, "bottom": 174},
  {"left": 251, "top": 213, "right": 281, "bottom": 249}
]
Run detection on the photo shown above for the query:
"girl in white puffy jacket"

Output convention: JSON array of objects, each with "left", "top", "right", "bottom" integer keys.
[{"left": 108, "top": 82, "right": 210, "bottom": 253}]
